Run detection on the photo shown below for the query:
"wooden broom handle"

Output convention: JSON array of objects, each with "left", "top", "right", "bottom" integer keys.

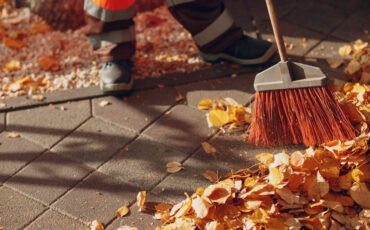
[{"left": 265, "top": 0, "right": 288, "bottom": 62}]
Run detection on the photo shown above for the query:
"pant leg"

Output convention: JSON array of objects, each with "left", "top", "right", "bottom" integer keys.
[
  {"left": 166, "top": 0, "right": 243, "bottom": 53},
  {"left": 84, "top": 0, "right": 136, "bottom": 62}
]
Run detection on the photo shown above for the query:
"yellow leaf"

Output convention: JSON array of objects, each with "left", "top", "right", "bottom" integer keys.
[
  {"left": 137, "top": 191, "right": 146, "bottom": 211},
  {"left": 349, "top": 183, "right": 370, "bottom": 209},
  {"left": 170, "top": 196, "right": 192, "bottom": 218},
  {"left": 256, "top": 153, "right": 274, "bottom": 166},
  {"left": 201, "top": 142, "right": 217, "bottom": 154},
  {"left": 243, "top": 200, "right": 262, "bottom": 211},
  {"left": 352, "top": 164, "right": 370, "bottom": 182},
  {"left": 166, "top": 161, "right": 183, "bottom": 173},
  {"left": 3, "top": 60, "right": 21, "bottom": 72},
  {"left": 207, "top": 110, "right": 230, "bottom": 127},
  {"left": 248, "top": 208, "right": 269, "bottom": 224},
  {"left": 197, "top": 98, "right": 213, "bottom": 110},
  {"left": 89, "top": 220, "right": 104, "bottom": 230},
  {"left": 116, "top": 206, "right": 129, "bottom": 217},
  {"left": 268, "top": 168, "right": 284, "bottom": 186},
  {"left": 202, "top": 170, "right": 218, "bottom": 183},
  {"left": 339, "top": 45, "right": 352, "bottom": 56}
]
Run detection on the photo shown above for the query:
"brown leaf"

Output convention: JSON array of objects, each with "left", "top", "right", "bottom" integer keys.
[
  {"left": 202, "top": 183, "right": 231, "bottom": 204},
  {"left": 202, "top": 170, "right": 218, "bottom": 183},
  {"left": 166, "top": 161, "right": 183, "bottom": 173},
  {"left": 39, "top": 56, "right": 60, "bottom": 71},
  {"left": 201, "top": 142, "right": 217, "bottom": 154},
  {"left": 4, "top": 38, "right": 26, "bottom": 49}
]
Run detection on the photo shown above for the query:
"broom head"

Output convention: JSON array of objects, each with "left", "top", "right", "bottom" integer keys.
[{"left": 248, "top": 61, "right": 356, "bottom": 147}]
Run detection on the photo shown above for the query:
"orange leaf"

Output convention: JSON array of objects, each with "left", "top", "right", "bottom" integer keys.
[
  {"left": 39, "top": 56, "right": 60, "bottom": 71},
  {"left": 197, "top": 98, "right": 213, "bottom": 110},
  {"left": 201, "top": 142, "right": 217, "bottom": 154},
  {"left": 4, "top": 38, "right": 26, "bottom": 49},
  {"left": 116, "top": 206, "right": 129, "bottom": 217},
  {"left": 202, "top": 183, "right": 232, "bottom": 204},
  {"left": 29, "top": 21, "right": 50, "bottom": 34},
  {"left": 202, "top": 170, "right": 218, "bottom": 183}
]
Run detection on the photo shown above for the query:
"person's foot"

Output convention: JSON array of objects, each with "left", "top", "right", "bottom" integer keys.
[
  {"left": 100, "top": 60, "right": 134, "bottom": 95},
  {"left": 200, "top": 35, "right": 277, "bottom": 66}
]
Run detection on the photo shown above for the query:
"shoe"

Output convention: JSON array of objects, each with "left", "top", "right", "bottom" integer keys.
[
  {"left": 200, "top": 35, "right": 277, "bottom": 66},
  {"left": 100, "top": 60, "right": 134, "bottom": 95}
]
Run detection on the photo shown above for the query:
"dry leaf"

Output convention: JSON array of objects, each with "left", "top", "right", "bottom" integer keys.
[
  {"left": 155, "top": 203, "right": 173, "bottom": 213},
  {"left": 268, "top": 168, "right": 284, "bottom": 186},
  {"left": 6, "top": 132, "right": 20, "bottom": 138},
  {"left": 202, "top": 170, "right": 218, "bottom": 183},
  {"left": 202, "top": 183, "right": 231, "bottom": 204},
  {"left": 29, "top": 21, "right": 50, "bottom": 34},
  {"left": 39, "top": 56, "right": 60, "bottom": 71},
  {"left": 256, "top": 153, "right": 274, "bottom": 166},
  {"left": 352, "top": 164, "right": 370, "bottom": 182},
  {"left": 339, "top": 45, "right": 352, "bottom": 56},
  {"left": 3, "top": 60, "right": 21, "bottom": 72},
  {"left": 198, "top": 98, "right": 212, "bottom": 110},
  {"left": 276, "top": 188, "right": 300, "bottom": 204},
  {"left": 290, "top": 151, "right": 305, "bottom": 168},
  {"left": 89, "top": 220, "right": 104, "bottom": 230},
  {"left": 4, "top": 38, "right": 26, "bottom": 49},
  {"left": 349, "top": 183, "right": 370, "bottom": 209},
  {"left": 99, "top": 100, "right": 111, "bottom": 107},
  {"left": 31, "top": 95, "right": 45, "bottom": 101},
  {"left": 207, "top": 110, "right": 230, "bottom": 127},
  {"left": 192, "top": 196, "right": 212, "bottom": 218},
  {"left": 166, "top": 161, "right": 183, "bottom": 173},
  {"left": 116, "top": 206, "right": 130, "bottom": 217},
  {"left": 137, "top": 191, "right": 146, "bottom": 211},
  {"left": 201, "top": 142, "right": 217, "bottom": 154}
]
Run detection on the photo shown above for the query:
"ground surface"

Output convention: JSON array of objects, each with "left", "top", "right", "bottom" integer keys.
[{"left": 0, "top": 0, "right": 369, "bottom": 229}]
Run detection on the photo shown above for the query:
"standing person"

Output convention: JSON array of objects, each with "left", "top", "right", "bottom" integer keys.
[{"left": 84, "top": 0, "right": 277, "bottom": 94}]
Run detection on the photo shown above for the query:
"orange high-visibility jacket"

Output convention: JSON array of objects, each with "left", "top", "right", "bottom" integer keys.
[{"left": 91, "top": 0, "right": 135, "bottom": 10}]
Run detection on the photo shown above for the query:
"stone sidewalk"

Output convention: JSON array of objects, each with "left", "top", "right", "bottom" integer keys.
[{"left": 1, "top": 0, "right": 369, "bottom": 229}]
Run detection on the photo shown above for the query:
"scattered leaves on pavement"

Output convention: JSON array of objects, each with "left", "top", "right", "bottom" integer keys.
[
  {"left": 166, "top": 161, "right": 183, "bottom": 174},
  {"left": 89, "top": 220, "right": 104, "bottom": 230},
  {"left": 137, "top": 191, "right": 147, "bottom": 212},
  {"left": 116, "top": 206, "right": 130, "bottom": 217},
  {"left": 6, "top": 132, "right": 20, "bottom": 138}
]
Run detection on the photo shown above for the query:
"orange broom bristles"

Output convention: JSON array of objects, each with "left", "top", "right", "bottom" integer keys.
[{"left": 247, "top": 86, "right": 356, "bottom": 147}]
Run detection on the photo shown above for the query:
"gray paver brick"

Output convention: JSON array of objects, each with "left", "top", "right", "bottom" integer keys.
[
  {"left": 54, "top": 171, "right": 139, "bottom": 224},
  {"left": 285, "top": 1, "right": 350, "bottom": 34},
  {"left": 142, "top": 105, "right": 211, "bottom": 153},
  {"left": 176, "top": 74, "right": 255, "bottom": 109},
  {"left": 332, "top": 8, "right": 370, "bottom": 42},
  {"left": 99, "top": 136, "right": 188, "bottom": 190},
  {"left": 52, "top": 118, "right": 136, "bottom": 169},
  {"left": 152, "top": 134, "right": 305, "bottom": 202},
  {"left": 6, "top": 152, "right": 92, "bottom": 205},
  {"left": 25, "top": 210, "right": 86, "bottom": 230},
  {"left": 306, "top": 37, "right": 350, "bottom": 59},
  {"left": 106, "top": 193, "right": 165, "bottom": 230},
  {"left": 323, "top": 0, "right": 367, "bottom": 10},
  {"left": 0, "top": 186, "right": 46, "bottom": 230},
  {"left": 93, "top": 87, "right": 178, "bottom": 133},
  {"left": 0, "top": 133, "right": 45, "bottom": 184},
  {"left": 246, "top": 0, "right": 299, "bottom": 21},
  {"left": 7, "top": 100, "right": 91, "bottom": 148},
  {"left": 0, "top": 113, "right": 4, "bottom": 132},
  {"left": 258, "top": 20, "right": 325, "bottom": 57}
]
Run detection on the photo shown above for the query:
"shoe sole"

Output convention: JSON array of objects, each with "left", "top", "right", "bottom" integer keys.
[
  {"left": 100, "top": 77, "right": 134, "bottom": 95},
  {"left": 200, "top": 44, "right": 277, "bottom": 66}
]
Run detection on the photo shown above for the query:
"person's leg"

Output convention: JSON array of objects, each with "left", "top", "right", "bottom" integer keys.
[
  {"left": 166, "top": 0, "right": 276, "bottom": 65},
  {"left": 84, "top": 0, "right": 136, "bottom": 94}
]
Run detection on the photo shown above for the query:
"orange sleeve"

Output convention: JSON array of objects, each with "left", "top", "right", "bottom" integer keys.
[{"left": 91, "top": 0, "right": 135, "bottom": 10}]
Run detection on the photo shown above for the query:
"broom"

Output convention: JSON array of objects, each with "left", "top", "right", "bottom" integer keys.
[{"left": 247, "top": 0, "right": 356, "bottom": 147}]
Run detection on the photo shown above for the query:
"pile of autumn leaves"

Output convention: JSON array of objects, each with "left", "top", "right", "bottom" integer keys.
[{"left": 151, "top": 43, "right": 370, "bottom": 229}]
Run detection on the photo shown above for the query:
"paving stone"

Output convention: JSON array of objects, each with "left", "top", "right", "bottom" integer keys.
[
  {"left": 0, "top": 133, "right": 45, "bottom": 184},
  {"left": 306, "top": 37, "right": 350, "bottom": 59},
  {"left": 54, "top": 171, "right": 139, "bottom": 225},
  {"left": 25, "top": 210, "right": 86, "bottom": 230},
  {"left": 93, "top": 87, "right": 178, "bottom": 133},
  {"left": 0, "top": 113, "right": 4, "bottom": 132},
  {"left": 99, "top": 136, "right": 188, "bottom": 190},
  {"left": 323, "top": 0, "right": 367, "bottom": 10},
  {"left": 246, "top": 0, "right": 299, "bottom": 21},
  {"left": 152, "top": 134, "right": 305, "bottom": 202},
  {"left": 0, "top": 186, "right": 46, "bottom": 229},
  {"left": 52, "top": 118, "right": 136, "bottom": 169},
  {"left": 106, "top": 193, "right": 166, "bottom": 230},
  {"left": 7, "top": 100, "right": 91, "bottom": 148},
  {"left": 142, "top": 105, "right": 211, "bottom": 153},
  {"left": 332, "top": 8, "right": 370, "bottom": 42},
  {"left": 258, "top": 20, "right": 325, "bottom": 57},
  {"left": 176, "top": 74, "right": 255, "bottom": 108},
  {"left": 6, "top": 152, "right": 92, "bottom": 205},
  {"left": 285, "top": 1, "right": 350, "bottom": 34}
]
